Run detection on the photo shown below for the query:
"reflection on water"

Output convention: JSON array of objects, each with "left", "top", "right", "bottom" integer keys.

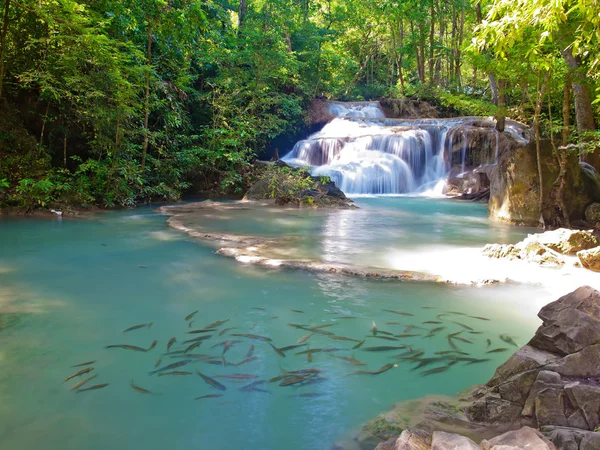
[{"left": 0, "top": 202, "right": 572, "bottom": 450}]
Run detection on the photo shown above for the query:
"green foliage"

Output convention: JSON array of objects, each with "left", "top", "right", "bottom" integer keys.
[{"left": 265, "top": 166, "right": 316, "bottom": 204}]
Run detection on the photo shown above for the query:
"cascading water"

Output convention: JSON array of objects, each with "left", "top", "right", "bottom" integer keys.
[{"left": 283, "top": 102, "right": 510, "bottom": 195}]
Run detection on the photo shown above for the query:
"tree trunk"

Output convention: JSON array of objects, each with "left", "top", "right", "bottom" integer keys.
[
  {"left": 397, "top": 20, "right": 405, "bottom": 92},
  {"left": 489, "top": 73, "right": 498, "bottom": 106},
  {"left": 496, "top": 79, "right": 505, "bottom": 132},
  {"left": 562, "top": 76, "right": 571, "bottom": 146},
  {"left": 561, "top": 47, "right": 598, "bottom": 168},
  {"left": 238, "top": 0, "right": 248, "bottom": 30},
  {"left": 533, "top": 72, "right": 549, "bottom": 229},
  {"left": 39, "top": 102, "right": 49, "bottom": 148},
  {"left": 428, "top": 0, "right": 435, "bottom": 84},
  {"left": 0, "top": 0, "right": 10, "bottom": 98},
  {"left": 63, "top": 133, "right": 67, "bottom": 168},
  {"left": 141, "top": 25, "right": 152, "bottom": 174},
  {"left": 454, "top": 3, "right": 464, "bottom": 89}
]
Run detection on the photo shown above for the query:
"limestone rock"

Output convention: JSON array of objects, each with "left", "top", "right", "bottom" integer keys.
[
  {"left": 577, "top": 247, "right": 600, "bottom": 272},
  {"left": 483, "top": 244, "right": 520, "bottom": 260},
  {"left": 431, "top": 431, "right": 480, "bottom": 450},
  {"left": 536, "top": 286, "right": 600, "bottom": 325},
  {"left": 541, "top": 426, "right": 597, "bottom": 450},
  {"left": 535, "top": 388, "right": 567, "bottom": 427},
  {"left": 546, "top": 344, "right": 600, "bottom": 378},
  {"left": 580, "top": 432, "right": 600, "bottom": 450},
  {"left": 487, "top": 346, "right": 559, "bottom": 388},
  {"left": 531, "top": 229, "right": 599, "bottom": 255},
  {"left": 374, "top": 437, "right": 398, "bottom": 450},
  {"left": 481, "top": 426, "right": 556, "bottom": 450},
  {"left": 564, "top": 383, "right": 600, "bottom": 430},
  {"left": 585, "top": 203, "right": 600, "bottom": 225},
  {"left": 395, "top": 429, "right": 432, "bottom": 450},
  {"left": 519, "top": 239, "right": 565, "bottom": 267},
  {"left": 522, "top": 371, "right": 564, "bottom": 418}
]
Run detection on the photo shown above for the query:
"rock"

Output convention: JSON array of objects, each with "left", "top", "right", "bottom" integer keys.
[
  {"left": 577, "top": 247, "right": 600, "bottom": 272},
  {"left": 467, "top": 395, "right": 523, "bottom": 425},
  {"left": 585, "top": 203, "right": 600, "bottom": 225},
  {"left": 564, "top": 383, "right": 600, "bottom": 430},
  {"left": 546, "top": 344, "right": 600, "bottom": 378},
  {"left": 566, "top": 409, "right": 589, "bottom": 431},
  {"left": 481, "top": 426, "right": 556, "bottom": 450},
  {"left": 541, "top": 426, "right": 597, "bottom": 450},
  {"left": 395, "top": 429, "right": 432, "bottom": 450},
  {"left": 519, "top": 239, "right": 565, "bottom": 267},
  {"left": 374, "top": 437, "right": 399, "bottom": 450},
  {"left": 580, "top": 432, "right": 600, "bottom": 450},
  {"left": 483, "top": 244, "right": 520, "bottom": 260},
  {"left": 522, "top": 371, "right": 564, "bottom": 418},
  {"left": 531, "top": 229, "right": 599, "bottom": 255},
  {"left": 535, "top": 388, "right": 568, "bottom": 427},
  {"left": 431, "top": 431, "right": 480, "bottom": 450},
  {"left": 497, "top": 370, "right": 542, "bottom": 405},
  {"left": 487, "top": 346, "right": 559, "bottom": 388}
]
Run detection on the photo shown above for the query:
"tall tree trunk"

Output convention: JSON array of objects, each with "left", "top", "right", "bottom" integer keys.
[
  {"left": 496, "top": 79, "right": 506, "bottom": 132},
  {"left": 141, "top": 25, "right": 152, "bottom": 174},
  {"left": 489, "top": 73, "right": 498, "bottom": 106},
  {"left": 0, "top": 0, "right": 10, "bottom": 98},
  {"left": 533, "top": 72, "right": 549, "bottom": 229},
  {"left": 454, "top": 3, "right": 464, "bottom": 89},
  {"left": 418, "top": 21, "right": 425, "bottom": 83},
  {"left": 39, "top": 102, "right": 49, "bottom": 148},
  {"left": 561, "top": 47, "right": 598, "bottom": 169},
  {"left": 428, "top": 0, "right": 435, "bottom": 84},
  {"left": 410, "top": 20, "right": 423, "bottom": 83},
  {"left": 63, "top": 133, "right": 67, "bottom": 168},
  {"left": 238, "top": 0, "right": 248, "bottom": 30},
  {"left": 562, "top": 76, "right": 571, "bottom": 146},
  {"left": 397, "top": 20, "right": 405, "bottom": 92}
]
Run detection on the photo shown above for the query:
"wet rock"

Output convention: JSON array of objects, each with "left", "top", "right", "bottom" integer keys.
[
  {"left": 577, "top": 247, "right": 600, "bottom": 272},
  {"left": 482, "top": 234, "right": 568, "bottom": 267},
  {"left": 541, "top": 426, "right": 594, "bottom": 450},
  {"left": 481, "top": 426, "right": 556, "bottom": 450},
  {"left": 531, "top": 229, "right": 599, "bottom": 255},
  {"left": 487, "top": 345, "right": 559, "bottom": 388},
  {"left": 431, "top": 431, "right": 480, "bottom": 450},
  {"left": 482, "top": 243, "right": 520, "bottom": 260},
  {"left": 585, "top": 203, "right": 600, "bottom": 225},
  {"left": 395, "top": 429, "right": 432, "bottom": 450}
]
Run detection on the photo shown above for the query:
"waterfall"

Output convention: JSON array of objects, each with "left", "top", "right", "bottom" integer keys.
[{"left": 282, "top": 102, "right": 511, "bottom": 195}]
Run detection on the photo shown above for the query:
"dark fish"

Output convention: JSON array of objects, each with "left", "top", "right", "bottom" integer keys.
[
  {"left": 452, "top": 336, "right": 473, "bottom": 344},
  {"left": 269, "top": 343, "right": 285, "bottom": 357},
  {"left": 252, "top": 307, "right": 265, "bottom": 311},
  {"left": 307, "top": 328, "right": 334, "bottom": 336},
  {"left": 64, "top": 367, "right": 93, "bottom": 382},
  {"left": 204, "top": 319, "right": 229, "bottom": 329},
  {"left": 452, "top": 321, "right": 474, "bottom": 331},
  {"left": 77, "top": 383, "right": 109, "bottom": 393},
  {"left": 499, "top": 334, "right": 518, "bottom": 347},
  {"left": 296, "top": 348, "right": 346, "bottom": 355},
  {"left": 330, "top": 354, "right": 366, "bottom": 366},
  {"left": 290, "top": 309, "right": 304, "bottom": 313},
  {"left": 307, "top": 351, "right": 313, "bottom": 363},
  {"left": 397, "top": 350, "right": 425, "bottom": 360},
  {"left": 215, "top": 373, "right": 258, "bottom": 380},
  {"left": 394, "top": 334, "right": 420, "bottom": 338},
  {"left": 280, "top": 344, "right": 307, "bottom": 352},
  {"left": 130, "top": 380, "right": 154, "bottom": 393},
  {"left": 421, "top": 366, "right": 449, "bottom": 376},
  {"left": 166, "top": 350, "right": 185, "bottom": 355},
  {"left": 188, "top": 329, "right": 216, "bottom": 334},
  {"left": 212, "top": 340, "right": 242, "bottom": 354},
  {"left": 70, "top": 374, "right": 98, "bottom": 391},
  {"left": 382, "top": 309, "right": 414, "bottom": 316},
  {"left": 446, "top": 311, "right": 467, "bottom": 316},
  {"left": 246, "top": 345, "right": 255, "bottom": 357},
  {"left": 147, "top": 340, "right": 158, "bottom": 351},
  {"left": 465, "top": 358, "right": 491, "bottom": 364},
  {"left": 167, "top": 337, "right": 177, "bottom": 352},
  {"left": 270, "top": 316, "right": 278, "bottom": 320},
  {"left": 486, "top": 348, "right": 508, "bottom": 354},
  {"left": 384, "top": 322, "right": 401, "bottom": 325},
  {"left": 467, "top": 315, "right": 490, "bottom": 321},
  {"left": 158, "top": 371, "right": 192, "bottom": 376},
  {"left": 188, "top": 321, "right": 194, "bottom": 328},
  {"left": 298, "top": 392, "right": 325, "bottom": 398},
  {"left": 230, "top": 356, "right": 258, "bottom": 366},
  {"left": 185, "top": 310, "right": 199, "bottom": 321},
  {"left": 447, "top": 337, "right": 459, "bottom": 351},
  {"left": 123, "top": 323, "right": 152, "bottom": 333},
  {"left": 425, "top": 327, "right": 446, "bottom": 337},
  {"left": 435, "top": 350, "right": 469, "bottom": 355},
  {"left": 287, "top": 323, "right": 306, "bottom": 329},
  {"left": 155, "top": 358, "right": 162, "bottom": 367},
  {"left": 196, "top": 394, "right": 223, "bottom": 400},
  {"left": 183, "top": 335, "right": 213, "bottom": 344},
  {"left": 196, "top": 371, "right": 226, "bottom": 391},
  {"left": 436, "top": 314, "right": 449, "bottom": 320},
  {"left": 412, "top": 358, "right": 441, "bottom": 369},
  {"left": 377, "top": 330, "right": 395, "bottom": 336},
  {"left": 149, "top": 360, "right": 192, "bottom": 375},
  {"left": 312, "top": 324, "right": 336, "bottom": 329},
  {"left": 279, "top": 374, "right": 316, "bottom": 386},
  {"left": 421, "top": 306, "right": 436, "bottom": 309},
  {"left": 329, "top": 335, "right": 361, "bottom": 343},
  {"left": 366, "top": 335, "right": 399, "bottom": 341},
  {"left": 362, "top": 346, "right": 407, "bottom": 352},
  {"left": 422, "top": 321, "right": 442, "bottom": 325},
  {"left": 219, "top": 327, "right": 237, "bottom": 336},
  {"left": 105, "top": 344, "right": 147, "bottom": 352},
  {"left": 184, "top": 341, "right": 202, "bottom": 353},
  {"left": 350, "top": 363, "right": 396, "bottom": 375},
  {"left": 72, "top": 361, "right": 95, "bottom": 368},
  {"left": 337, "top": 316, "right": 357, "bottom": 319},
  {"left": 486, "top": 339, "right": 492, "bottom": 348},
  {"left": 352, "top": 340, "right": 365, "bottom": 349},
  {"left": 448, "top": 330, "right": 464, "bottom": 337},
  {"left": 468, "top": 331, "right": 484, "bottom": 335},
  {"left": 297, "top": 333, "right": 313, "bottom": 344},
  {"left": 230, "top": 333, "right": 272, "bottom": 342}
]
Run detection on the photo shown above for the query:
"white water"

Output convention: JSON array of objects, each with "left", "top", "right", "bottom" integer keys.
[{"left": 283, "top": 102, "right": 503, "bottom": 195}]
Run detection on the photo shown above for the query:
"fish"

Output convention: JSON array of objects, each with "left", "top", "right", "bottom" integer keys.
[
  {"left": 212, "top": 340, "right": 242, "bottom": 354},
  {"left": 183, "top": 335, "right": 213, "bottom": 344},
  {"left": 446, "top": 311, "right": 467, "bottom": 316},
  {"left": 468, "top": 331, "right": 484, "bottom": 335},
  {"left": 312, "top": 324, "right": 336, "bottom": 329},
  {"left": 130, "top": 380, "right": 154, "bottom": 393},
  {"left": 382, "top": 309, "right": 414, "bottom": 316},
  {"left": 367, "top": 335, "right": 399, "bottom": 341},
  {"left": 465, "top": 358, "right": 491, "bottom": 364},
  {"left": 329, "top": 335, "right": 361, "bottom": 343},
  {"left": 123, "top": 323, "right": 152, "bottom": 333},
  {"left": 421, "top": 306, "right": 436, "bottom": 309},
  {"left": 269, "top": 343, "right": 285, "bottom": 357},
  {"left": 337, "top": 316, "right": 357, "bottom": 319},
  {"left": 219, "top": 327, "right": 237, "bottom": 336},
  {"left": 246, "top": 345, "right": 255, "bottom": 357},
  {"left": 349, "top": 363, "right": 396, "bottom": 375},
  {"left": 252, "top": 307, "right": 265, "bottom": 311},
  {"left": 204, "top": 319, "right": 229, "bottom": 329},
  {"left": 64, "top": 367, "right": 94, "bottom": 382},
  {"left": 158, "top": 371, "right": 192, "bottom": 376},
  {"left": 448, "top": 330, "right": 464, "bottom": 338},
  {"left": 447, "top": 337, "right": 459, "bottom": 351},
  {"left": 230, "top": 333, "right": 272, "bottom": 342},
  {"left": 486, "top": 339, "right": 492, "bottom": 348},
  {"left": 307, "top": 351, "right": 313, "bottom": 363},
  {"left": 377, "top": 330, "right": 395, "bottom": 336},
  {"left": 270, "top": 316, "right": 278, "bottom": 320},
  {"left": 290, "top": 309, "right": 304, "bottom": 313},
  {"left": 352, "top": 340, "right": 365, "bottom": 349},
  {"left": 280, "top": 344, "right": 307, "bottom": 352},
  {"left": 297, "top": 392, "right": 325, "bottom": 398},
  {"left": 330, "top": 354, "right": 366, "bottom": 366},
  {"left": 239, "top": 380, "right": 268, "bottom": 391},
  {"left": 72, "top": 361, "right": 95, "bottom": 368},
  {"left": 362, "top": 346, "right": 407, "bottom": 352},
  {"left": 412, "top": 358, "right": 442, "bottom": 369},
  {"left": 486, "top": 348, "right": 509, "bottom": 354},
  {"left": 196, "top": 394, "right": 223, "bottom": 400},
  {"left": 296, "top": 348, "right": 346, "bottom": 355},
  {"left": 308, "top": 328, "right": 334, "bottom": 336},
  {"left": 70, "top": 374, "right": 98, "bottom": 391},
  {"left": 452, "top": 321, "right": 474, "bottom": 331},
  {"left": 188, "top": 329, "right": 216, "bottom": 334},
  {"left": 185, "top": 310, "right": 199, "bottom": 321},
  {"left": 188, "top": 321, "right": 194, "bottom": 328},
  {"left": 452, "top": 336, "right": 473, "bottom": 344},
  {"left": 184, "top": 341, "right": 202, "bottom": 353},
  {"left": 421, "top": 366, "right": 449, "bottom": 376},
  {"left": 216, "top": 374, "right": 259, "bottom": 380},
  {"left": 230, "top": 357, "right": 258, "bottom": 366},
  {"left": 435, "top": 350, "right": 469, "bottom": 355},
  {"left": 500, "top": 334, "right": 518, "bottom": 347},
  {"left": 423, "top": 321, "right": 442, "bottom": 325},
  {"left": 279, "top": 374, "right": 316, "bottom": 387},
  {"left": 167, "top": 337, "right": 177, "bottom": 352},
  {"left": 425, "top": 327, "right": 446, "bottom": 337},
  {"left": 76, "top": 383, "right": 109, "bottom": 393},
  {"left": 384, "top": 322, "right": 401, "bottom": 325},
  {"left": 287, "top": 323, "right": 306, "bottom": 329},
  {"left": 371, "top": 321, "right": 377, "bottom": 336},
  {"left": 105, "top": 344, "right": 148, "bottom": 352},
  {"left": 436, "top": 314, "right": 449, "bottom": 320},
  {"left": 467, "top": 315, "right": 490, "bottom": 321},
  {"left": 149, "top": 360, "right": 192, "bottom": 375},
  {"left": 196, "top": 371, "right": 226, "bottom": 391},
  {"left": 147, "top": 340, "right": 158, "bottom": 351},
  {"left": 297, "top": 333, "right": 314, "bottom": 344},
  {"left": 394, "top": 334, "right": 420, "bottom": 338}
]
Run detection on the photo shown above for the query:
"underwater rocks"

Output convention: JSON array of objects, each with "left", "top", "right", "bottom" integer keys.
[
  {"left": 483, "top": 229, "right": 600, "bottom": 270},
  {"left": 360, "top": 286, "right": 600, "bottom": 450}
]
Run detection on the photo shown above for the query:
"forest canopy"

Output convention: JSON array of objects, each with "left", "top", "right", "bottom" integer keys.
[{"left": 0, "top": 0, "right": 598, "bottom": 209}]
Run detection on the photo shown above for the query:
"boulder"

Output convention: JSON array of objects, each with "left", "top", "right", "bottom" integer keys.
[
  {"left": 481, "top": 426, "right": 556, "bottom": 450},
  {"left": 580, "top": 433, "right": 600, "bottom": 450},
  {"left": 577, "top": 247, "right": 600, "bottom": 272},
  {"left": 534, "top": 388, "right": 567, "bottom": 427},
  {"left": 431, "top": 431, "right": 480, "bottom": 450},
  {"left": 585, "top": 203, "right": 600, "bottom": 225},
  {"left": 521, "top": 371, "right": 564, "bottom": 418},
  {"left": 395, "top": 429, "right": 432, "bottom": 450},
  {"left": 483, "top": 244, "right": 520, "bottom": 260},
  {"left": 564, "top": 383, "right": 600, "bottom": 430},
  {"left": 374, "top": 438, "right": 399, "bottom": 450},
  {"left": 545, "top": 344, "right": 600, "bottom": 378},
  {"left": 519, "top": 239, "right": 565, "bottom": 267},
  {"left": 541, "top": 426, "right": 598, "bottom": 450},
  {"left": 530, "top": 229, "right": 599, "bottom": 255},
  {"left": 487, "top": 346, "right": 559, "bottom": 388}
]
